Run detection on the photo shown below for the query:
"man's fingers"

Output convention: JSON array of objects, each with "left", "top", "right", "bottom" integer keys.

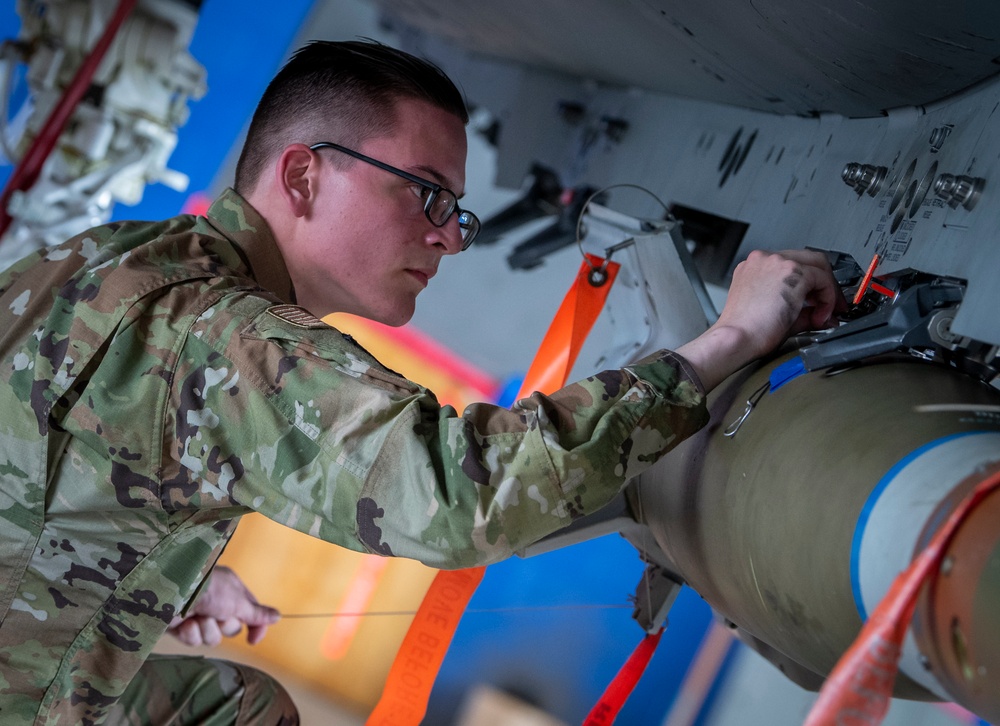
[
  {"left": 246, "top": 623, "right": 269, "bottom": 646},
  {"left": 237, "top": 606, "right": 279, "bottom": 645},
  {"left": 169, "top": 619, "right": 202, "bottom": 647},
  {"left": 219, "top": 617, "right": 244, "bottom": 638},
  {"left": 803, "top": 267, "right": 846, "bottom": 330},
  {"left": 231, "top": 601, "right": 281, "bottom": 627},
  {"left": 184, "top": 567, "right": 280, "bottom": 648},
  {"left": 199, "top": 617, "right": 223, "bottom": 647},
  {"left": 775, "top": 249, "right": 846, "bottom": 332},
  {"left": 170, "top": 566, "right": 281, "bottom": 649}
]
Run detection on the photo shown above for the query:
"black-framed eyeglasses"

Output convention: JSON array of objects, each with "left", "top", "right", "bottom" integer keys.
[{"left": 309, "top": 142, "right": 480, "bottom": 250}]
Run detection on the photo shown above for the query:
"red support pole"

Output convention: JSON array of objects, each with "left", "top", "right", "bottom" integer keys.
[{"left": 0, "top": 0, "right": 139, "bottom": 239}]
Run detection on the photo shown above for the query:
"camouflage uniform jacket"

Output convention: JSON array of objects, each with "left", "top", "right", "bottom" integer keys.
[{"left": 0, "top": 188, "right": 708, "bottom": 724}]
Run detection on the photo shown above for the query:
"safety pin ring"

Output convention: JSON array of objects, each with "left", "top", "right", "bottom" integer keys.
[
  {"left": 723, "top": 402, "right": 753, "bottom": 437},
  {"left": 723, "top": 382, "right": 770, "bottom": 438}
]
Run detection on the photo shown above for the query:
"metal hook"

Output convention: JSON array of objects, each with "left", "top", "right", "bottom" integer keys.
[
  {"left": 603, "top": 237, "right": 637, "bottom": 259},
  {"left": 723, "top": 381, "right": 770, "bottom": 438}
]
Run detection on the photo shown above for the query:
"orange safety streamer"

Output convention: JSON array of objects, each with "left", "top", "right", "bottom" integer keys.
[
  {"left": 583, "top": 629, "right": 665, "bottom": 726},
  {"left": 853, "top": 253, "right": 881, "bottom": 305},
  {"left": 803, "top": 469, "right": 1000, "bottom": 726},
  {"left": 365, "top": 566, "right": 485, "bottom": 725},
  {"left": 520, "top": 254, "right": 621, "bottom": 396},
  {"left": 366, "top": 255, "right": 620, "bottom": 726}
]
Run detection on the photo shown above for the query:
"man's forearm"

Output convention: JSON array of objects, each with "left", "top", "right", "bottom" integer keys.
[{"left": 675, "top": 324, "right": 757, "bottom": 393}]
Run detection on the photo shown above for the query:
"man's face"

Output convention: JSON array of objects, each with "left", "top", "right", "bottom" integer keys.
[{"left": 290, "top": 97, "right": 469, "bottom": 325}]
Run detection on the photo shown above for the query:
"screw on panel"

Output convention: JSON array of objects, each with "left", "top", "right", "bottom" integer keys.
[
  {"left": 843, "top": 163, "right": 862, "bottom": 186},
  {"left": 952, "top": 176, "right": 985, "bottom": 210},
  {"left": 929, "top": 125, "right": 953, "bottom": 153},
  {"left": 842, "top": 162, "right": 888, "bottom": 196},
  {"left": 860, "top": 165, "right": 888, "bottom": 196},
  {"left": 928, "top": 311, "right": 965, "bottom": 351},
  {"left": 934, "top": 174, "right": 985, "bottom": 210},
  {"left": 935, "top": 173, "right": 957, "bottom": 198}
]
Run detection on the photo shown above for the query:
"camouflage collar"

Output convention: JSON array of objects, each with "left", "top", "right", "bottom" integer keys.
[{"left": 206, "top": 188, "right": 296, "bottom": 303}]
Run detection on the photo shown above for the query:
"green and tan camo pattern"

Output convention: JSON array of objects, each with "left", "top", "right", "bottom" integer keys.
[
  {"left": 0, "top": 188, "right": 707, "bottom": 724},
  {"left": 107, "top": 654, "right": 298, "bottom": 725}
]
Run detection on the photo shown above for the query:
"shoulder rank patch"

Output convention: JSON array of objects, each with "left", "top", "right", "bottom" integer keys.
[{"left": 266, "top": 304, "right": 329, "bottom": 329}]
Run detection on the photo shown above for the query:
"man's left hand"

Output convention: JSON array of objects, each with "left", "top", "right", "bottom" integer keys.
[{"left": 167, "top": 566, "right": 280, "bottom": 647}]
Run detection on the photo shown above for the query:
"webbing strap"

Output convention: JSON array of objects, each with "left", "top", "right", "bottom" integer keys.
[
  {"left": 583, "top": 629, "right": 664, "bottom": 726},
  {"left": 519, "top": 254, "right": 621, "bottom": 396},
  {"left": 365, "top": 567, "right": 485, "bottom": 725},
  {"left": 803, "top": 469, "right": 1000, "bottom": 726},
  {"left": 366, "top": 255, "right": 619, "bottom": 725}
]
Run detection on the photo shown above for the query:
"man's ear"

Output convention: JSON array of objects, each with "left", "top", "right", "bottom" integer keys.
[{"left": 275, "top": 144, "right": 317, "bottom": 217}]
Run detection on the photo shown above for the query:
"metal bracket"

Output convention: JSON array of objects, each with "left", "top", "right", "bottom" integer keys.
[
  {"left": 800, "top": 276, "right": 965, "bottom": 370},
  {"left": 515, "top": 492, "right": 647, "bottom": 558},
  {"left": 631, "top": 563, "right": 683, "bottom": 633}
]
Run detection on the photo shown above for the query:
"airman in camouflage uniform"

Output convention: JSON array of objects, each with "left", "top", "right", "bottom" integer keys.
[{"left": 0, "top": 39, "right": 842, "bottom": 725}]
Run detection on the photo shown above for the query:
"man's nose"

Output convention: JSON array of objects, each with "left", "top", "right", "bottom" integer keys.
[{"left": 426, "top": 214, "right": 464, "bottom": 255}]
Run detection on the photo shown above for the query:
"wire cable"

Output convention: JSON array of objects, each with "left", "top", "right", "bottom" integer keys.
[
  {"left": 279, "top": 603, "right": 634, "bottom": 619},
  {"left": 573, "top": 182, "right": 674, "bottom": 277}
]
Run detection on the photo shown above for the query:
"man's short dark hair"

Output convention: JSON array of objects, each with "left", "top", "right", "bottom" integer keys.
[{"left": 234, "top": 39, "right": 469, "bottom": 194}]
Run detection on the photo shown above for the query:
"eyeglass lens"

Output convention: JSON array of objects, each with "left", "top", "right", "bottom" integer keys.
[
  {"left": 427, "top": 190, "right": 455, "bottom": 225},
  {"left": 457, "top": 211, "right": 479, "bottom": 249},
  {"left": 426, "top": 188, "right": 479, "bottom": 248}
]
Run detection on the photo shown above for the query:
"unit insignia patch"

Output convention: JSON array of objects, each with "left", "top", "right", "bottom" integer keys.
[{"left": 266, "top": 304, "right": 329, "bottom": 329}]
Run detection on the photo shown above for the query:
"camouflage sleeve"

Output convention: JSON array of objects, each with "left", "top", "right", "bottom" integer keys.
[{"left": 172, "top": 293, "right": 708, "bottom": 569}]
